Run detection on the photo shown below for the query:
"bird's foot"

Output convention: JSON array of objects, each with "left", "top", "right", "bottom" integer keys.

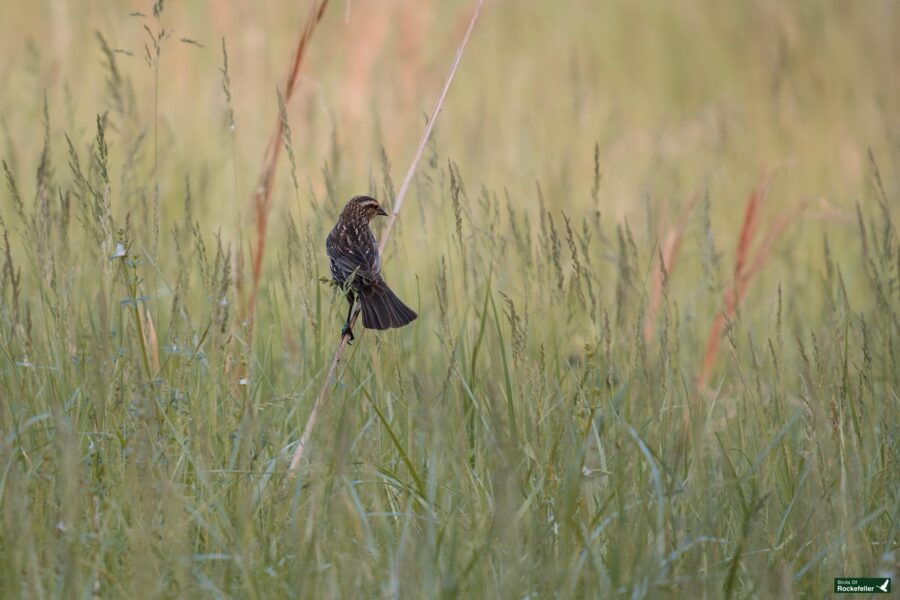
[{"left": 341, "top": 324, "right": 355, "bottom": 343}]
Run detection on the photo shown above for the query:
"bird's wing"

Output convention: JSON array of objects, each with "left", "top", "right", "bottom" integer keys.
[{"left": 327, "top": 231, "right": 382, "bottom": 287}]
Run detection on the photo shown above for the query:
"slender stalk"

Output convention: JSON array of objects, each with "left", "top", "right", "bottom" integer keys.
[
  {"left": 245, "top": 0, "right": 331, "bottom": 340},
  {"left": 131, "top": 286, "right": 152, "bottom": 382},
  {"left": 153, "top": 62, "right": 159, "bottom": 176},
  {"left": 287, "top": 0, "right": 486, "bottom": 479}
]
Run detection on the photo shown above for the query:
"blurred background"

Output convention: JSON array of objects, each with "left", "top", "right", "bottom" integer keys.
[
  {"left": 0, "top": 0, "right": 897, "bottom": 229},
  {"left": 1, "top": 2, "right": 898, "bottom": 596}
]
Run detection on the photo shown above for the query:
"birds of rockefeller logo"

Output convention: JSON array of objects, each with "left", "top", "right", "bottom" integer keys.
[{"left": 834, "top": 578, "right": 891, "bottom": 594}]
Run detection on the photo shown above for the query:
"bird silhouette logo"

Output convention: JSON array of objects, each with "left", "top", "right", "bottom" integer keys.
[{"left": 877, "top": 579, "right": 890, "bottom": 593}]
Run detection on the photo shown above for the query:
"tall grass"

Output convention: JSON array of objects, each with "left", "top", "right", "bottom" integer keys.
[{"left": 0, "top": 1, "right": 898, "bottom": 598}]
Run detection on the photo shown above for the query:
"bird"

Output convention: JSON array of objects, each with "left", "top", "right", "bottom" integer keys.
[{"left": 325, "top": 195, "right": 417, "bottom": 341}]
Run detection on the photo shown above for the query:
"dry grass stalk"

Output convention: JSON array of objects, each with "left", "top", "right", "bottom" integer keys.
[
  {"left": 696, "top": 177, "right": 808, "bottom": 391},
  {"left": 644, "top": 195, "right": 699, "bottom": 342},
  {"left": 287, "top": 0, "right": 486, "bottom": 479},
  {"left": 697, "top": 180, "right": 767, "bottom": 391},
  {"left": 243, "top": 0, "right": 331, "bottom": 336},
  {"left": 141, "top": 304, "right": 160, "bottom": 376}
]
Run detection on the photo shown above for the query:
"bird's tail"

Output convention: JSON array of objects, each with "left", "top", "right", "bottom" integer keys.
[{"left": 360, "top": 284, "right": 417, "bottom": 330}]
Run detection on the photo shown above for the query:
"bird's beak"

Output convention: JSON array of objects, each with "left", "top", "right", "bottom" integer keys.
[{"left": 375, "top": 207, "right": 388, "bottom": 217}]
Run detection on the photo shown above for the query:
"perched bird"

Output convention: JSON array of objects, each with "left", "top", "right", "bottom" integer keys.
[{"left": 326, "top": 195, "right": 417, "bottom": 340}]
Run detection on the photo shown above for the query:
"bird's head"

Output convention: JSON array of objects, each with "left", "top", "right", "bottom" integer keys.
[{"left": 343, "top": 195, "right": 388, "bottom": 222}]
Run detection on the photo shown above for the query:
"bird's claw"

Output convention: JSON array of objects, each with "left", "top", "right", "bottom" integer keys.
[{"left": 341, "top": 324, "right": 355, "bottom": 343}]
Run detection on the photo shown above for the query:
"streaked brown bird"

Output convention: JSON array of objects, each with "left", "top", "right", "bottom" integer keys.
[{"left": 326, "top": 195, "right": 417, "bottom": 340}]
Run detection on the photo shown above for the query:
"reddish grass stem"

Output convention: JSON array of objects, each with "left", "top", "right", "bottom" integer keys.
[
  {"left": 644, "top": 195, "right": 699, "bottom": 342},
  {"left": 287, "top": 0, "right": 486, "bottom": 479},
  {"left": 243, "top": 0, "right": 331, "bottom": 339},
  {"left": 696, "top": 176, "right": 808, "bottom": 391}
]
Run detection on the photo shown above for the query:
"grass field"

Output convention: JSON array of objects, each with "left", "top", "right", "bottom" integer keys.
[{"left": 0, "top": 0, "right": 898, "bottom": 597}]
